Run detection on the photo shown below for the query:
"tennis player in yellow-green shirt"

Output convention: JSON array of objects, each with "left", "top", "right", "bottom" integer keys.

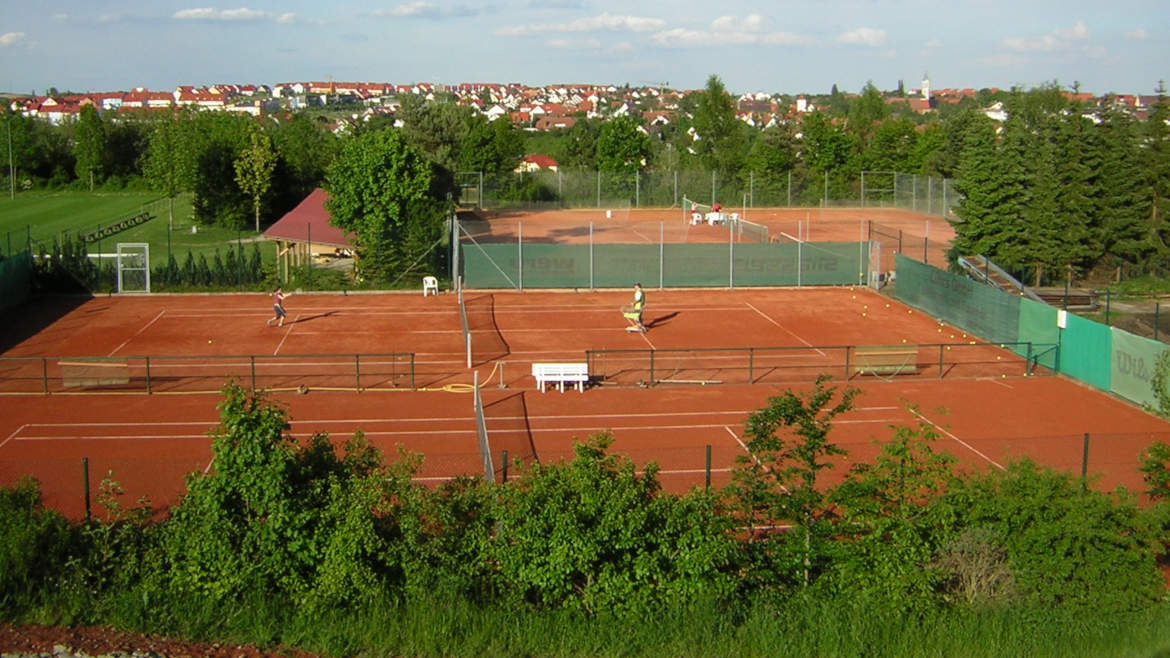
[{"left": 622, "top": 283, "right": 647, "bottom": 333}]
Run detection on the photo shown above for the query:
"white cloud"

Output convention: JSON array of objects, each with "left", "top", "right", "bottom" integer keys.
[
  {"left": 0, "top": 32, "right": 26, "bottom": 47},
  {"left": 546, "top": 37, "right": 602, "bottom": 50},
  {"left": 836, "top": 27, "right": 886, "bottom": 47},
  {"left": 1003, "top": 21, "right": 1089, "bottom": 51},
  {"left": 173, "top": 7, "right": 268, "bottom": 21},
  {"left": 711, "top": 14, "right": 766, "bottom": 33},
  {"left": 496, "top": 12, "right": 665, "bottom": 36},
  {"left": 924, "top": 38, "right": 941, "bottom": 48},
  {"left": 1126, "top": 28, "right": 1148, "bottom": 40},
  {"left": 276, "top": 13, "right": 296, "bottom": 24},
  {"left": 390, "top": 2, "right": 440, "bottom": 18},
  {"left": 648, "top": 17, "right": 812, "bottom": 48}
]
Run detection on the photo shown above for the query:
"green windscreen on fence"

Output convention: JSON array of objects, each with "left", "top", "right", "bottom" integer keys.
[
  {"left": 1110, "top": 328, "right": 1167, "bottom": 408},
  {"left": 0, "top": 252, "right": 32, "bottom": 310},
  {"left": 462, "top": 242, "right": 866, "bottom": 288},
  {"left": 894, "top": 254, "right": 1020, "bottom": 343},
  {"left": 1017, "top": 297, "right": 1060, "bottom": 370},
  {"left": 1059, "top": 312, "right": 1112, "bottom": 391}
]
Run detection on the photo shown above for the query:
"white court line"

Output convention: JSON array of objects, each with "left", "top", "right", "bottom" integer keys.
[
  {"left": 724, "top": 425, "right": 788, "bottom": 492},
  {"left": 108, "top": 309, "right": 166, "bottom": 356},
  {"left": 745, "top": 302, "right": 825, "bottom": 356},
  {"left": 910, "top": 408, "right": 1005, "bottom": 471},
  {"left": 273, "top": 314, "right": 299, "bottom": 355},
  {"left": 1, "top": 423, "right": 28, "bottom": 450}
]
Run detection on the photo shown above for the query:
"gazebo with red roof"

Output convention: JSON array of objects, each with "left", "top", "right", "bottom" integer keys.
[{"left": 262, "top": 188, "right": 356, "bottom": 281}]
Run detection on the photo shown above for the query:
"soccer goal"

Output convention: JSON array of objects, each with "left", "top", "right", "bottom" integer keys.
[{"left": 116, "top": 243, "right": 150, "bottom": 293}]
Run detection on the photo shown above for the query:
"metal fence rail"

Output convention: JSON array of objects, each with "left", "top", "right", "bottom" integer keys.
[
  {"left": 459, "top": 169, "right": 958, "bottom": 219},
  {"left": 0, "top": 352, "right": 416, "bottom": 395},
  {"left": 585, "top": 341, "right": 1057, "bottom": 387}
]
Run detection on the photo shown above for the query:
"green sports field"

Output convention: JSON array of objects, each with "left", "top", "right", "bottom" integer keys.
[{"left": 0, "top": 191, "right": 270, "bottom": 269}]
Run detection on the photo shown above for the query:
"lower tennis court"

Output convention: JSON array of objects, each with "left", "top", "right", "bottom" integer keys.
[{"left": 2, "top": 287, "right": 1168, "bottom": 519}]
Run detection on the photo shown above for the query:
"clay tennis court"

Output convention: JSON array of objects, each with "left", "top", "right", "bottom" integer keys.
[{"left": 4, "top": 281, "right": 1169, "bottom": 521}]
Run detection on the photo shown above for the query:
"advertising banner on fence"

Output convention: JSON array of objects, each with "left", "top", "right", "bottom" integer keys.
[{"left": 1110, "top": 328, "right": 1169, "bottom": 410}]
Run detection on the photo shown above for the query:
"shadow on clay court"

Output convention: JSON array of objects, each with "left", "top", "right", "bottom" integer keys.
[
  {"left": 289, "top": 310, "right": 337, "bottom": 324},
  {"left": 646, "top": 311, "right": 679, "bottom": 329},
  {"left": 0, "top": 293, "right": 94, "bottom": 354},
  {"left": 483, "top": 392, "right": 539, "bottom": 480}
]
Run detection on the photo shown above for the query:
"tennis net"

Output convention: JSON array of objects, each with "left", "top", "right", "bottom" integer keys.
[
  {"left": 585, "top": 341, "right": 1058, "bottom": 387},
  {"left": 0, "top": 353, "right": 416, "bottom": 394}
]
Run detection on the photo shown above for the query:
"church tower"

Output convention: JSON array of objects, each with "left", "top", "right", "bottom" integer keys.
[{"left": 922, "top": 73, "right": 931, "bottom": 102}]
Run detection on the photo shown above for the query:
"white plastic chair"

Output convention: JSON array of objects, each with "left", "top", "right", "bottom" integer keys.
[{"left": 422, "top": 276, "right": 439, "bottom": 296}]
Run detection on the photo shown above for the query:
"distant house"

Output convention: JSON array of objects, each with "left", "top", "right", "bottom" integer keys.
[
  {"left": 516, "top": 154, "right": 559, "bottom": 173},
  {"left": 534, "top": 116, "right": 577, "bottom": 131}
]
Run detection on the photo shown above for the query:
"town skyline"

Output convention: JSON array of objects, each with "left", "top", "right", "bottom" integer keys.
[{"left": 1, "top": 1, "right": 1167, "bottom": 99}]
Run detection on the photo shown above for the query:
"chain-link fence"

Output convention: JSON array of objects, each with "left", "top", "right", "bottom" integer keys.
[{"left": 459, "top": 169, "right": 958, "bottom": 218}]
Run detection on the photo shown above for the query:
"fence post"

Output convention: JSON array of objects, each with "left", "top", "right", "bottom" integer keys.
[
  {"left": 502, "top": 450, "right": 509, "bottom": 483},
  {"left": 1081, "top": 432, "right": 1090, "bottom": 490},
  {"left": 250, "top": 355, "right": 256, "bottom": 390},
  {"left": 1156, "top": 302, "right": 1161, "bottom": 341},
  {"left": 705, "top": 445, "right": 711, "bottom": 491},
  {"left": 41, "top": 357, "right": 48, "bottom": 394},
  {"left": 1105, "top": 290, "right": 1111, "bottom": 326},
  {"left": 145, "top": 356, "right": 152, "bottom": 394},
  {"left": 82, "top": 457, "right": 91, "bottom": 522},
  {"left": 938, "top": 344, "right": 944, "bottom": 378},
  {"left": 355, "top": 354, "right": 361, "bottom": 392},
  {"left": 649, "top": 350, "right": 655, "bottom": 386}
]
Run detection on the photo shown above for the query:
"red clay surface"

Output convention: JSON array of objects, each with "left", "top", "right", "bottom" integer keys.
[
  {"left": 3, "top": 284, "right": 1168, "bottom": 521},
  {"left": 469, "top": 206, "right": 953, "bottom": 271}
]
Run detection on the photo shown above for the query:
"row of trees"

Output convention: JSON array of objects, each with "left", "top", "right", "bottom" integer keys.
[
  {"left": 950, "top": 85, "right": 1170, "bottom": 281},
  {"left": 3, "top": 378, "right": 1170, "bottom": 654}
]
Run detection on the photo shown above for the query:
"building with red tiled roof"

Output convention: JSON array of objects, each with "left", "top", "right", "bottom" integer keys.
[
  {"left": 516, "top": 154, "right": 559, "bottom": 172},
  {"left": 262, "top": 188, "right": 357, "bottom": 281}
]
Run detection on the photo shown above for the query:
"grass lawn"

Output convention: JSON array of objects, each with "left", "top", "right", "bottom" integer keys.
[{"left": 0, "top": 191, "right": 273, "bottom": 270}]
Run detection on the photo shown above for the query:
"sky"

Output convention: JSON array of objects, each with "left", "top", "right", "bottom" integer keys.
[{"left": 1, "top": 1, "right": 1167, "bottom": 97}]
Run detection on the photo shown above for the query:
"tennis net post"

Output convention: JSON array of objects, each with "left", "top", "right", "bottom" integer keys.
[
  {"left": 473, "top": 371, "right": 495, "bottom": 483},
  {"left": 459, "top": 284, "right": 471, "bottom": 368}
]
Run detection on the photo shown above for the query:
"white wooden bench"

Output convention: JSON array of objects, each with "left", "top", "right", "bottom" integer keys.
[{"left": 531, "top": 362, "right": 589, "bottom": 393}]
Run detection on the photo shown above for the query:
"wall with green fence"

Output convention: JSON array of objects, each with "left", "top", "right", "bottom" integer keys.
[
  {"left": 894, "top": 254, "right": 1168, "bottom": 410},
  {"left": 462, "top": 241, "right": 868, "bottom": 289},
  {"left": 0, "top": 252, "right": 32, "bottom": 310}
]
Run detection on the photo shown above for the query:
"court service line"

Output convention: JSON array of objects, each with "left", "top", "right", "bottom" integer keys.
[
  {"left": 724, "top": 425, "right": 789, "bottom": 492},
  {"left": 273, "top": 314, "right": 299, "bottom": 355},
  {"left": 107, "top": 309, "right": 166, "bottom": 356},
  {"left": 909, "top": 408, "right": 1005, "bottom": 471},
  {"left": 0, "top": 423, "right": 29, "bottom": 450},
  {"left": 744, "top": 302, "right": 825, "bottom": 356}
]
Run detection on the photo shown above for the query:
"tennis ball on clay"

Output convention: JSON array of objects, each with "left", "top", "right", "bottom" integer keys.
[
  {"left": 945, "top": 346, "right": 951, "bottom": 351},
  {"left": 969, "top": 341, "right": 976, "bottom": 345},
  {"left": 208, "top": 339, "right": 213, "bottom": 344},
  {"left": 862, "top": 312, "right": 867, "bottom": 317},
  {"left": 950, "top": 334, "right": 955, "bottom": 338},
  {"left": 885, "top": 303, "right": 890, "bottom": 308},
  {"left": 997, "top": 356, "right": 1002, "bottom": 361},
  {"left": 902, "top": 338, "right": 907, "bottom": 343}
]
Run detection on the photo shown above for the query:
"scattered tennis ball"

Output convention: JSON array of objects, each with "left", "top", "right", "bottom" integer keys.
[
  {"left": 945, "top": 346, "right": 951, "bottom": 351},
  {"left": 208, "top": 339, "right": 213, "bottom": 344},
  {"left": 862, "top": 312, "right": 867, "bottom": 317},
  {"left": 950, "top": 334, "right": 955, "bottom": 338},
  {"left": 902, "top": 338, "right": 907, "bottom": 343},
  {"left": 997, "top": 356, "right": 1002, "bottom": 360},
  {"left": 969, "top": 341, "right": 976, "bottom": 345},
  {"left": 885, "top": 303, "right": 890, "bottom": 308}
]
